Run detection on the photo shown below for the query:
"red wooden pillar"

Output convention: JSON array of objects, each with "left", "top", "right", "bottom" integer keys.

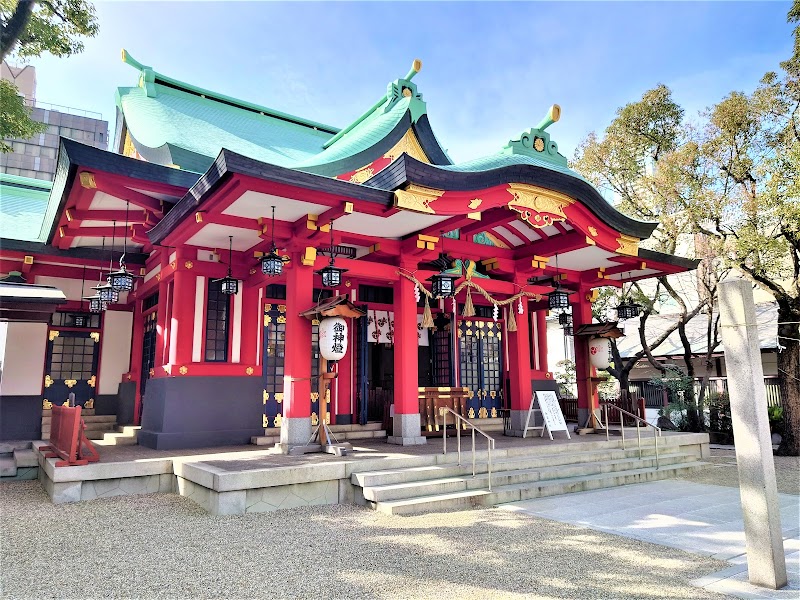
[
  {"left": 389, "top": 267, "right": 425, "bottom": 445},
  {"left": 572, "top": 287, "right": 597, "bottom": 427},
  {"left": 155, "top": 251, "right": 170, "bottom": 368},
  {"left": 508, "top": 293, "right": 533, "bottom": 435},
  {"left": 129, "top": 296, "right": 145, "bottom": 424},
  {"left": 280, "top": 255, "right": 313, "bottom": 448},
  {"left": 168, "top": 252, "right": 194, "bottom": 369}
]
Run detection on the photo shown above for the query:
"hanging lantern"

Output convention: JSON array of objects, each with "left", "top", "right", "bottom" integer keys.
[
  {"left": 588, "top": 336, "right": 611, "bottom": 370},
  {"left": 548, "top": 283, "right": 570, "bottom": 310},
  {"left": 563, "top": 325, "right": 574, "bottom": 336},
  {"left": 84, "top": 294, "right": 107, "bottom": 313},
  {"left": 214, "top": 236, "right": 239, "bottom": 295},
  {"left": 261, "top": 207, "right": 284, "bottom": 277},
  {"left": 318, "top": 316, "right": 348, "bottom": 362},
  {"left": 615, "top": 301, "right": 641, "bottom": 320},
  {"left": 427, "top": 272, "right": 457, "bottom": 299},
  {"left": 107, "top": 267, "right": 136, "bottom": 292},
  {"left": 558, "top": 311, "right": 573, "bottom": 327},
  {"left": 93, "top": 282, "right": 119, "bottom": 304},
  {"left": 261, "top": 249, "right": 284, "bottom": 276},
  {"left": 317, "top": 262, "right": 347, "bottom": 288}
]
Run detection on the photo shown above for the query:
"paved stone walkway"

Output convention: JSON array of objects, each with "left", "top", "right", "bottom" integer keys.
[{"left": 500, "top": 480, "right": 800, "bottom": 599}]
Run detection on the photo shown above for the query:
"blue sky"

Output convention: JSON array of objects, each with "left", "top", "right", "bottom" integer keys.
[{"left": 24, "top": 1, "right": 794, "bottom": 164}]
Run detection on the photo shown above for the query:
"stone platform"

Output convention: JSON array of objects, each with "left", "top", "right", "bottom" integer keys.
[{"left": 32, "top": 431, "right": 710, "bottom": 515}]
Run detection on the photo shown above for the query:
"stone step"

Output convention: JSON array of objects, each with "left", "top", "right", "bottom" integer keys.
[
  {"left": 43, "top": 422, "right": 117, "bottom": 436},
  {"left": 352, "top": 446, "right": 678, "bottom": 488},
  {"left": 0, "top": 456, "right": 17, "bottom": 477},
  {"left": 117, "top": 425, "right": 141, "bottom": 435},
  {"left": 329, "top": 422, "right": 384, "bottom": 433},
  {"left": 250, "top": 427, "right": 387, "bottom": 446},
  {"left": 373, "top": 462, "right": 708, "bottom": 515},
  {"left": 0, "top": 440, "right": 32, "bottom": 454},
  {"left": 93, "top": 433, "right": 138, "bottom": 446},
  {"left": 42, "top": 414, "right": 116, "bottom": 424},
  {"left": 13, "top": 448, "right": 37, "bottom": 468},
  {"left": 362, "top": 453, "right": 694, "bottom": 503}
]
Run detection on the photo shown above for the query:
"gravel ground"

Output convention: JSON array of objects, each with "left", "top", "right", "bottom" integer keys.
[
  {"left": 676, "top": 449, "right": 799, "bottom": 495},
  {"left": 0, "top": 481, "right": 731, "bottom": 600}
]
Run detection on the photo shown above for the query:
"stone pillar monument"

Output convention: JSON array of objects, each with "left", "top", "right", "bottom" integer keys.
[{"left": 719, "top": 278, "right": 787, "bottom": 589}]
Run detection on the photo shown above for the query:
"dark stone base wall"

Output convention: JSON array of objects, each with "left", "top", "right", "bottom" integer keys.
[
  {"left": 0, "top": 395, "right": 43, "bottom": 441},
  {"left": 138, "top": 376, "right": 263, "bottom": 450},
  {"left": 335, "top": 414, "right": 352, "bottom": 425},
  {"left": 94, "top": 394, "right": 119, "bottom": 417},
  {"left": 117, "top": 381, "right": 137, "bottom": 426}
]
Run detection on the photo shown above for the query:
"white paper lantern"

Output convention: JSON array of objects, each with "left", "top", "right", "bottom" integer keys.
[
  {"left": 588, "top": 336, "right": 611, "bottom": 370},
  {"left": 319, "top": 317, "right": 348, "bottom": 362}
]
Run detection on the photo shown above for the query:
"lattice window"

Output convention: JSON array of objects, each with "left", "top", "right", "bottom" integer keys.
[
  {"left": 205, "top": 280, "right": 230, "bottom": 362},
  {"left": 49, "top": 336, "right": 94, "bottom": 380}
]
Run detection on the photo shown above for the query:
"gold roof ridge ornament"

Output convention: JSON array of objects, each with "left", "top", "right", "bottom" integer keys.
[{"left": 507, "top": 183, "right": 574, "bottom": 228}]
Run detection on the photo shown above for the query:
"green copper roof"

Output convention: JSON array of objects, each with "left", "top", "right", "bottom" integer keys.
[
  {"left": 117, "top": 50, "right": 338, "bottom": 170},
  {"left": 292, "top": 96, "right": 414, "bottom": 170},
  {"left": 0, "top": 173, "right": 52, "bottom": 242},
  {"left": 438, "top": 151, "right": 587, "bottom": 181}
]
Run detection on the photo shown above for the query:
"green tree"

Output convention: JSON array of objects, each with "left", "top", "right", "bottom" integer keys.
[{"left": 0, "top": 0, "right": 98, "bottom": 151}]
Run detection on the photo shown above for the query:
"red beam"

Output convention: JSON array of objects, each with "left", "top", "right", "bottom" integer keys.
[{"left": 458, "top": 208, "right": 517, "bottom": 238}]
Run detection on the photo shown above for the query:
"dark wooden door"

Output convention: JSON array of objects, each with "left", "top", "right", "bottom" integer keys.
[{"left": 458, "top": 320, "right": 503, "bottom": 419}]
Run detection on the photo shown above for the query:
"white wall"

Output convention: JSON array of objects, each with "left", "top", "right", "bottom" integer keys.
[
  {"left": 0, "top": 322, "right": 48, "bottom": 395},
  {"left": 35, "top": 275, "right": 129, "bottom": 304},
  {"left": 98, "top": 310, "right": 133, "bottom": 395}
]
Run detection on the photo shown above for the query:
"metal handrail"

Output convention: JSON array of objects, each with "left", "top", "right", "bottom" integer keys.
[
  {"left": 439, "top": 407, "right": 496, "bottom": 491},
  {"left": 601, "top": 403, "right": 662, "bottom": 468}
]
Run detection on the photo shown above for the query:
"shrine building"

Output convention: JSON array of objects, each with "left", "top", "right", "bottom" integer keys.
[{"left": 0, "top": 52, "right": 696, "bottom": 449}]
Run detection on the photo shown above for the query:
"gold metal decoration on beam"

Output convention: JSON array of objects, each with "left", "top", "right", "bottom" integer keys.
[
  {"left": 49, "top": 330, "right": 59, "bottom": 341},
  {"left": 79, "top": 172, "right": 97, "bottom": 189},
  {"left": 383, "top": 129, "right": 430, "bottom": 163},
  {"left": 394, "top": 184, "right": 443, "bottom": 215},
  {"left": 349, "top": 167, "right": 374, "bottom": 184},
  {"left": 64, "top": 379, "right": 77, "bottom": 388},
  {"left": 616, "top": 234, "right": 640, "bottom": 256},
  {"left": 90, "top": 332, "right": 100, "bottom": 343},
  {"left": 43, "top": 399, "right": 52, "bottom": 410},
  {"left": 84, "top": 398, "right": 94, "bottom": 409},
  {"left": 87, "top": 375, "right": 96, "bottom": 388},
  {"left": 506, "top": 183, "right": 574, "bottom": 227},
  {"left": 44, "top": 375, "right": 53, "bottom": 388}
]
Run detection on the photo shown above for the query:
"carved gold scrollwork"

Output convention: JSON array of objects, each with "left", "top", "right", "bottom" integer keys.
[
  {"left": 263, "top": 414, "right": 269, "bottom": 428},
  {"left": 277, "top": 305, "right": 286, "bottom": 313},
  {"left": 264, "top": 315, "right": 272, "bottom": 327},
  {"left": 275, "top": 393, "right": 284, "bottom": 404},
  {"left": 507, "top": 183, "right": 574, "bottom": 228},
  {"left": 491, "top": 407, "right": 498, "bottom": 418},
  {"left": 84, "top": 398, "right": 94, "bottom": 409},
  {"left": 310, "top": 392, "right": 320, "bottom": 401},
  {"left": 311, "top": 412, "right": 319, "bottom": 426},
  {"left": 382, "top": 130, "right": 430, "bottom": 163},
  {"left": 394, "top": 184, "right": 443, "bottom": 215},
  {"left": 479, "top": 407, "right": 488, "bottom": 419},
  {"left": 44, "top": 375, "right": 53, "bottom": 388},
  {"left": 277, "top": 316, "right": 286, "bottom": 324},
  {"left": 64, "top": 379, "right": 77, "bottom": 388},
  {"left": 349, "top": 167, "right": 374, "bottom": 184},
  {"left": 616, "top": 234, "right": 640, "bottom": 256},
  {"left": 468, "top": 407, "right": 476, "bottom": 418},
  {"left": 274, "top": 413, "right": 283, "bottom": 428},
  {"left": 90, "top": 332, "right": 100, "bottom": 343},
  {"left": 245, "top": 367, "right": 254, "bottom": 375},
  {"left": 49, "top": 330, "right": 59, "bottom": 341},
  {"left": 264, "top": 304, "right": 272, "bottom": 312},
  {"left": 43, "top": 399, "right": 52, "bottom": 410},
  {"left": 87, "top": 375, "right": 96, "bottom": 388},
  {"left": 179, "top": 366, "right": 188, "bottom": 375},
  {"left": 263, "top": 390, "right": 269, "bottom": 404},
  {"left": 149, "top": 368, "right": 155, "bottom": 377}
]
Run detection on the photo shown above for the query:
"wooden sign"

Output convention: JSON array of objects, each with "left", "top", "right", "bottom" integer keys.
[{"left": 522, "top": 390, "right": 571, "bottom": 440}]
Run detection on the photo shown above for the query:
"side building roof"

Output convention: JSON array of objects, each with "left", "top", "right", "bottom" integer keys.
[{"left": 0, "top": 173, "right": 52, "bottom": 242}]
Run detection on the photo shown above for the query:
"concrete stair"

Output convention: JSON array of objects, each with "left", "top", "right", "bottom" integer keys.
[
  {"left": 353, "top": 445, "right": 708, "bottom": 515},
  {"left": 93, "top": 425, "right": 141, "bottom": 447},
  {"left": 42, "top": 414, "right": 117, "bottom": 441},
  {"left": 251, "top": 422, "right": 387, "bottom": 446},
  {"left": 0, "top": 441, "right": 39, "bottom": 480}
]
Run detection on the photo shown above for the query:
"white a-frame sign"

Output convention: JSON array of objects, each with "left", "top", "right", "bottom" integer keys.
[{"left": 522, "top": 391, "right": 571, "bottom": 440}]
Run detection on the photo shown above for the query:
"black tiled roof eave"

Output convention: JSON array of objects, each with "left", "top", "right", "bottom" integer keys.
[
  {"left": 638, "top": 248, "right": 700, "bottom": 271},
  {"left": 147, "top": 149, "right": 395, "bottom": 246},
  {"left": 412, "top": 114, "right": 452, "bottom": 165},
  {"left": 366, "top": 154, "right": 660, "bottom": 240},
  {"left": 0, "top": 238, "right": 149, "bottom": 265},
  {"left": 44, "top": 138, "right": 201, "bottom": 244}
]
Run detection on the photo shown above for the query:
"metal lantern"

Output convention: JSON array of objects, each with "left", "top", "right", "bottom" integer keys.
[
  {"left": 70, "top": 313, "right": 88, "bottom": 327},
  {"left": 317, "top": 262, "right": 347, "bottom": 288},
  {"left": 93, "top": 282, "right": 119, "bottom": 304},
  {"left": 427, "top": 272, "right": 458, "bottom": 299},
  {"left": 548, "top": 284, "right": 570, "bottom": 310},
  {"left": 85, "top": 295, "right": 107, "bottom": 313},
  {"left": 558, "top": 311, "right": 573, "bottom": 327},
  {"left": 588, "top": 336, "right": 611, "bottom": 370},
  {"left": 219, "top": 275, "right": 239, "bottom": 295},
  {"left": 262, "top": 206, "right": 284, "bottom": 277},
  {"left": 318, "top": 316, "right": 348, "bottom": 361},
  {"left": 215, "top": 236, "right": 239, "bottom": 295},
  {"left": 107, "top": 267, "right": 135, "bottom": 292},
  {"left": 261, "top": 249, "right": 283, "bottom": 277},
  {"left": 615, "top": 301, "right": 641, "bottom": 320}
]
